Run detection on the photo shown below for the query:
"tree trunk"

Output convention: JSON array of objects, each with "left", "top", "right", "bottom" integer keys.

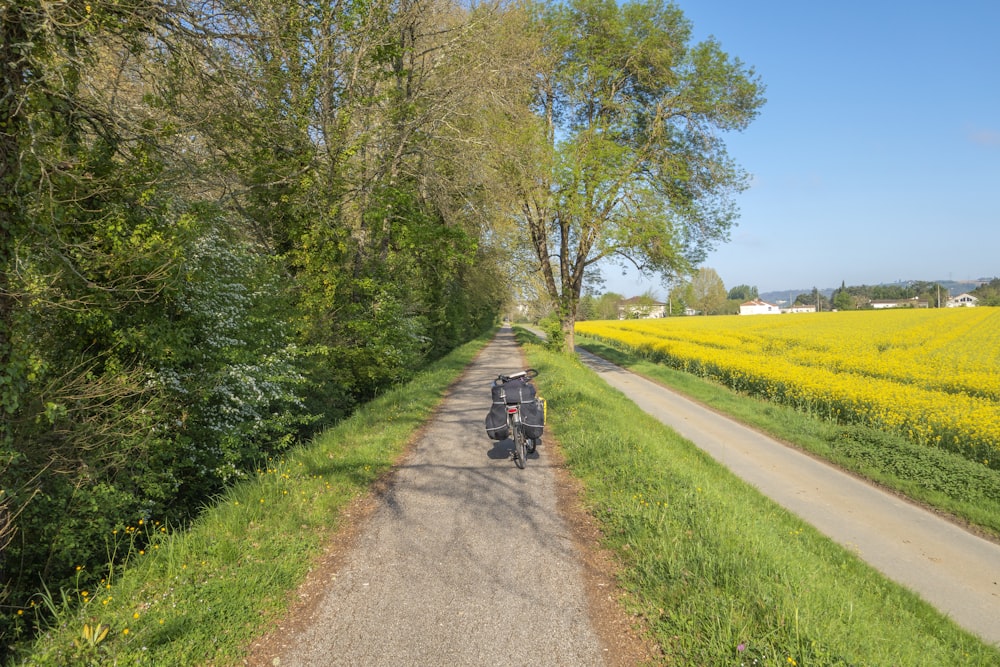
[{"left": 561, "top": 312, "right": 575, "bottom": 351}]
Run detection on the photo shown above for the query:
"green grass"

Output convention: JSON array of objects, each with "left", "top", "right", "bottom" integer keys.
[
  {"left": 15, "top": 327, "right": 999, "bottom": 665},
  {"left": 519, "top": 333, "right": 999, "bottom": 665},
  {"left": 9, "top": 331, "right": 495, "bottom": 667},
  {"left": 575, "top": 336, "right": 1000, "bottom": 540}
]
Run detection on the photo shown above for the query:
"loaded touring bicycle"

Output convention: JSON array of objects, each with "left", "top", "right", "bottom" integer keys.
[{"left": 485, "top": 369, "right": 546, "bottom": 469}]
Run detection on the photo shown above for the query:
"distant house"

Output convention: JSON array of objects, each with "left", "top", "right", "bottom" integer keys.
[
  {"left": 946, "top": 293, "right": 978, "bottom": 308},
  {"left": 739, "top": 298, "right": 781, "bottom": 315},
  {"left": 782, "top": 304, "right": 817, "bottom": 314},
  {"left": 618, "top": 296, "right": 667, "bottom": 319},
  {"left": 870, "top": 297, "right": 929, "bottom": 309}
]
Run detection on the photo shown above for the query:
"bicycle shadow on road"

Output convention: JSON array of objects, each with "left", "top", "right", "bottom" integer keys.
[{"left": 486, "top": 439, "right": 540, "bottom": 462}]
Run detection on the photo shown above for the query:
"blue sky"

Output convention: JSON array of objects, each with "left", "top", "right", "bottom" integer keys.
[{"left": 602, "top": 1, "right": 1000, "bottom": 296}]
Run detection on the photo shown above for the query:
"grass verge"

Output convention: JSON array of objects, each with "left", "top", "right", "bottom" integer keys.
[
  {"left": 575, "top": 336, "right": 1000, "bottom": 540},
  {"left": 16, "top": 327, "right": 998, "bottom": 666},
  {"left": 518, "top": 332, "right": 999, "bottom": 665},
  {"left": 9, "top": 331, "right": 494, "bottom": 667}
]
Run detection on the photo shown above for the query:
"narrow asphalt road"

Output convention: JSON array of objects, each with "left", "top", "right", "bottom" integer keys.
[
  {"left": 249, "top": 328, "right": 1000, "bottom": 666},
  {"left": 576, "top": 347, "right": 1000, "bottom": 646},
  {"left": 249, "top": 329, "right": 647, "bottom": 666}
]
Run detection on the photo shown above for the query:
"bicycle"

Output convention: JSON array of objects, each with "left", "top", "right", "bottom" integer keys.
[{"left": 492, "top": 369, "right": 540, "bottom": 469}]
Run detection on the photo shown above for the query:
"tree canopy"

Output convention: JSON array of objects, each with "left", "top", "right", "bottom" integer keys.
[
  {"left": 728, "top": 284, "right": 759, "bottom": 301},
  {"left": 504, "top": 0, "right": 764, "bottom": 348},
  {"left": 971, "top": 278, "right": 1000, "bottom": 306},
  {"left": 0, "top": 0, "right": 513, "bottom": 647},
  {"left": 688, "top": 267, "right": 728, "bottom": 315},
  {"left": 0, "top": 0, "right": 764, "bottom": 649}
]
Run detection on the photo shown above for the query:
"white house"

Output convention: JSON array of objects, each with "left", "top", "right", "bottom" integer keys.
[
  {"left": 739, "top": 298, "right": 781, "bottom": 315},
  {"left": 870, "top": 297, "right": 929, "bottom": 309},
  {"left": 618, "top": 296, "right": 667, "bottom": 319},
  {"left": 947, "top": 293, "right": 978, "bottom": 308}
]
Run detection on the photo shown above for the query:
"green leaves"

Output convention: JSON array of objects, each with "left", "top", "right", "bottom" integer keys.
[
  {"left": 0, "top": 0, "right": 532, "bottom": 651},
  {"left": 505, "top": 0, "right": 764, "bottom": 348}
]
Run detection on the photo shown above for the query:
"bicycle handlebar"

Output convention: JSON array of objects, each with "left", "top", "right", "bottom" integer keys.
[{"left": 496, "top": 368, "right": 538, "bottom": 383}]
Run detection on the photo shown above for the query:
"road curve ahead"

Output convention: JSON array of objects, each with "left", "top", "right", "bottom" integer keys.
[{"left": 577, "top": 347, "right": 1000, "bottom": 647}]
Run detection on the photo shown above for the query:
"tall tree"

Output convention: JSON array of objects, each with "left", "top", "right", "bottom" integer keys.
[
  {"left": 689, "top": 267, "right": 727, "bottom": 315},
  {"left": 795, "top": 287, "right": 830, "bottom": 310},
  {"left": 594, "top": 291, "right": 626, "bottom": 320},
  {"left": 971, "top": 278, "right": 1000, "bottom": 306},
  {"left": 728, "top": 284, "right": 758, "bottom": 301},
  {"left": 506, "top": 0, "right": 764, "bottom": 349},
  {"left": 832, "top": 281, "right": 855, "bottom": 310}
]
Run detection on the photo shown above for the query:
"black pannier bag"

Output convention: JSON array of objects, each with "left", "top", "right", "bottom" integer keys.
[
  {"left": 485, "top": 402, "right": 510, "bottom": 440},
  {"left": 520, "top": 397, "right": 546, "bottom": 441},
  {"left": 493, "top": 377, "right": 536, "bottom": 404}
]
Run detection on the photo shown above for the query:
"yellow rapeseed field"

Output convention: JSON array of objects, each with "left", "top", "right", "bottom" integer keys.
[{"left": 576, "top": 308, "right": 1000, "bottom": 466}]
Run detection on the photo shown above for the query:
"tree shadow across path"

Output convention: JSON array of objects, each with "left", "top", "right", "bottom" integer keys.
[{"left": 246, "top": 328, "right": 659, "bottom": 666}]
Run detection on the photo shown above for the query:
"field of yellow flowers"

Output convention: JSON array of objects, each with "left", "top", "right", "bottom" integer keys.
[{"left": 576, "top": 308, "right": 1000, "bottom": 468}]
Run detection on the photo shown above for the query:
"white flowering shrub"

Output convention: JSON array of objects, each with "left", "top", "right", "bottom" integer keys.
[{"left": 155, "top": 227, "right": 313, "bottom": 490}]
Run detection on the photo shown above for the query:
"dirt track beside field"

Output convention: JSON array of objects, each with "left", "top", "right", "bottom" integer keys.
[{"left": 576, "top": 347, "right": 1000, "bottom": 646}]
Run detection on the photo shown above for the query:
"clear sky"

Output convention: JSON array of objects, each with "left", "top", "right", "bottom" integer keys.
[{"left": 602, "top": 0, "right": 1000, "bottom": 297}]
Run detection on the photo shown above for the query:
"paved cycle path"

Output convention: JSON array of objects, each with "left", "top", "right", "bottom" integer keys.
[
  {"left": 576, "top": 347, "right": 1000, "bottom": 646},
  {"left": 250, "top": 330, "right": 633, "bottom": 666}
]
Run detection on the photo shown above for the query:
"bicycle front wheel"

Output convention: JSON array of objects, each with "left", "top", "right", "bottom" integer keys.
[{"left": 513, "top": 424, "right": 527, "bottom": 469}]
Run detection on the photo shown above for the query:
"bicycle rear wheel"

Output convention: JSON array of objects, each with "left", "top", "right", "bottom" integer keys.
[{"left": 513, "top": 424, "right": 527, "bottom": 469}]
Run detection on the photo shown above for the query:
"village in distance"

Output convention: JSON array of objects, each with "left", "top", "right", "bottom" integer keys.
[{"left": 581, "top": 274, "right": 999, "bottom": 320}]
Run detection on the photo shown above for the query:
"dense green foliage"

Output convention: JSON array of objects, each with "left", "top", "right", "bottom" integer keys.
[
  {"left": 0, "top": 0, "right": 508, "bottom": 652},
  {"left": 830, "top": 279, "right": 952, "bottom": 309},
  {"left": 507, "top": 0, "right": 765, "bottom": 347},
  {"left": 727, "top": 284, "right": 758, "bottom": 301},
  {"left": 576, "top": 291, "right": 625, "bottom": 321},
  {"left": 971, "top": 277, "right": 1000, "bottom": 306},
  {"left": 8, "top": 333, "right": 490, "bottom": 666},
  {"left": 0, "top": 0, "right": 761, "bottom": 655}
]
